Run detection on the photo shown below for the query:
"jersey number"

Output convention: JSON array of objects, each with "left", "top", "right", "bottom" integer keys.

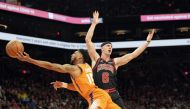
[{"left": 102, "top": 72, "right": 109, "bottom": 83}]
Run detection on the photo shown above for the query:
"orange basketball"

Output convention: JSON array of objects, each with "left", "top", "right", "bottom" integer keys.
[{"left": 6, "top": 40, "right": 24, "bottom": 58}]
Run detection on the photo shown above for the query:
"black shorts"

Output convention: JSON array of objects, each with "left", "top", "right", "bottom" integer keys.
[{"left": 112, "top": 97, "right": 126, "bottom": 109}]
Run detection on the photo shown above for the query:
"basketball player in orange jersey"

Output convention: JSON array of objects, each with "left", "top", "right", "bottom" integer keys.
[
  {"left": 85, "top": 11, "right": 155, "bottom": 109},
  {"left": 16, "top": 49, "right": 121, "bottom": 109}
]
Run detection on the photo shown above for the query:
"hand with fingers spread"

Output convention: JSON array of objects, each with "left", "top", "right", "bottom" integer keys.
[
  {"left": 92, "top": 11, "right": 99, "bottom": 25},
  {"left": 146, "top": 29, "right": 155, "bottom": 42},
  {"left": 50, "top": 81, "right": 68, "bottom": 90},
  {"left": 16, "top": 52, "right": 31, "bottom": 62}
]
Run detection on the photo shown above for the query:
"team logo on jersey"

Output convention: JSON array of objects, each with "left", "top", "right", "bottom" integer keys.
[{"left": 97, "top": 64, "right": 114, "bottom": 72}]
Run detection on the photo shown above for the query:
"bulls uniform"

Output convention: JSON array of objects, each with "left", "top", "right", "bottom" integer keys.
[
  {"left": 71, "top": 63, "right": 120, "bottom": 109},
  {"left": 93, "top": 58, "right": 126, "bottom": 109}
]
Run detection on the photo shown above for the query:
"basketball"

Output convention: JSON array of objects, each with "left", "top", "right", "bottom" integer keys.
[{"left": 6, "top": 40, "right": 24, "bottom": 58}]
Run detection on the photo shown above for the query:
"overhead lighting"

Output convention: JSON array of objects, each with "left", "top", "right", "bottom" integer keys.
[
  {"left": 176, "top": 27, "right": 190, "bottom": 32},
  {"left": 143, "top": 28, "right": 161, "bottom": 33},
  {"left": 75, "top": 32, "right": 87, "bottom": 37},
  {"left": 112, "top": 30, "right": 130, "bottom": 36}
]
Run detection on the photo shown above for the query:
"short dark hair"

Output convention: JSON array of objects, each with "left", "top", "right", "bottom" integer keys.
[
  {"left": 101, "top": 41, "right": 112, "bottom": 47},
  {"left": 78, "top": 49, "right": 90, "bottom": 64}
]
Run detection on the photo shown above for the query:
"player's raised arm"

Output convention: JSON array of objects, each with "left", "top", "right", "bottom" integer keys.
[
  {"left": 85, "top": 11, "right": 100, "bottom": 62},
  {"left": 50, "top": 81, "right": 76, "bottom": 91},
  {"left": 16, "top": 52, "right": 81, "bottom": 77},
  {"left": 114, "top": 29, "right": 155, "bottom": 69}
]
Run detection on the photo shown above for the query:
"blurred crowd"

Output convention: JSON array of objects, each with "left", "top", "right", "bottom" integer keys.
[
  {"left": 0, "top": 62, "right": 85, "bottom": 109},
  {"left": 0, "top": 44, "right": 190, "bottom": 109},
  {"left": 125, "top": 81, "right": 190, "bottom": 109},
  {"left": 120, "top": 60, "right": 190, "bottom": 109},
  {"left": 0, "top": 59, "right": 190, "bottom": 109},
  {"left": 125, "top": 75, "right": 190, "bottom": 109}
]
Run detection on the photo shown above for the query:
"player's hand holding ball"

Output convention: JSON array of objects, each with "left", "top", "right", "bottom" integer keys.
[
  {"left": 6, "top": 40, "right": 24, "bottom": 58},
  {"left": 6, "top": 40, "right": 30, "bottom": 62}
]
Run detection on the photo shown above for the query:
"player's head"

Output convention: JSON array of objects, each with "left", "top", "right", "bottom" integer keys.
[
  {"left": 70, "top": 49, "right": 90, "bottom": 65},
  {"left": 101, "top": 41, "right": 112, "bottom": 55}
]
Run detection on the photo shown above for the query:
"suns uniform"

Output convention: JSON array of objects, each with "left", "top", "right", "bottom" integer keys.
[{"left": 71, "top": 63, "right": 120, "bottom": 109}]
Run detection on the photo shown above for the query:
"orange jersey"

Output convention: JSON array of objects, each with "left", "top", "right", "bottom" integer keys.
[
  {"left": 70, "top": 63, "right": 120, "bottom": 109},
  {"left": 71, "top": 63, "right": 96, "bottom": 98}
]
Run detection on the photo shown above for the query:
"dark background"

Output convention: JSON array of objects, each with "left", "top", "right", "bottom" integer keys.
[{"left": 0, "top": 0, "right": 190, "bottom": 108}]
